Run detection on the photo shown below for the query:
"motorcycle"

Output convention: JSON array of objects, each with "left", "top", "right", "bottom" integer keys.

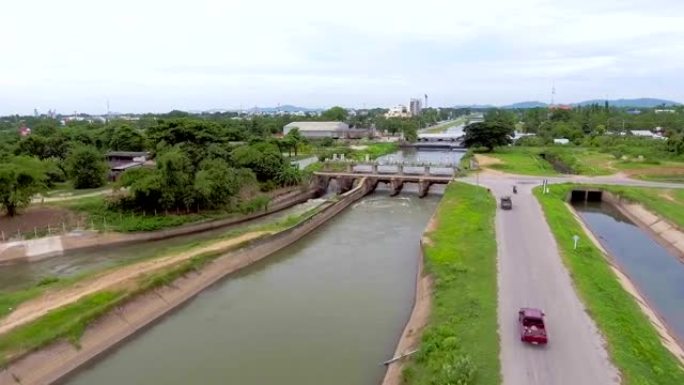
[{"left": 513, "top": 186, "right": 517, "bottom": 194}]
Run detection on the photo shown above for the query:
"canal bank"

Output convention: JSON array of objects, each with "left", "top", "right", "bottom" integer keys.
[
  {"left": 56, "top": 188, "right": 438, "bottom": 385},
  {"left": 0, "top": 179, "right": 374, "bottom": 385},
  {"left": 569, "top": 191, "right": 684, "bottom": 360},
  {"left": 0, "top": 185, "right": 320, "bottom": 265},
  {"left": 536, "top": 186, "right": 684, "bottom": 384}
]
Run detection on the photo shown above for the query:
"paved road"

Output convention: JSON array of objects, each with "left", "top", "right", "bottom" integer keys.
[
  {"left": 463, "top": 172, "right": 684, "bottom": 189},
  {"left": 484, "top": 179, "right": 620, "bottom": 385}
]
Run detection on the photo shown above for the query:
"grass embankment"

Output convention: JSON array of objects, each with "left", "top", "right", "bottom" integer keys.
[
  {"left": 403, "top": 182, "right": 499, "bottom": 385},
  {"left": 422, "top": 117, "right": 467, "bottom": 133},
  {"left": 489, "top": 145, "right": 684, "bottom": 178},
  {"left": 535, "top": 185, "right": 684, "bottom": 384},
  {"left": 485, "top": 147, "right": 558, "bottom": 176},
  {"left": 58, "top": 194, "right": 271, "bottom": 232},
  {"left": 599, "top": 185, "right": 684, "bottom": 229},
  {"left": 0, "top": 205, "right": 323, "bottom": 366}
]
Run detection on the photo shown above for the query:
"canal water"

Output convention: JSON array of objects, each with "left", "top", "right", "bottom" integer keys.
[
  {"left": 573, "top": 201, "right": 684, "bottom": 342},
  {"left": 0, "top": 199, "right": 326, "bottom": 292},
  {"left": 65, "top": 192, "right": 439, "bottom": 385}
]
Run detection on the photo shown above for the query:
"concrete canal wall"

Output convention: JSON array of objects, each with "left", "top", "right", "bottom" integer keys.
[
  {"left": 0, "top": 179, "right": 374, "bottom": 385},
  {"left": 568, "top": 189, "right": 684, "bottom": 363},
  {"left": 0, "top": 186, "right": 320, "bottom": 265}
]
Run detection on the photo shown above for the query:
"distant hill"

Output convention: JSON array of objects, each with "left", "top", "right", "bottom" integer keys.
[
  {"left": 242, "top": 105, "right": 323, "bottom": 113},
  {"left": 574, "top": 98, "right": 681, "bottom": 108},
  {"left": 502, "top": 101, "right": 548, "bottom": 109},
  {"left": 452, "top": 104, "right": 496, "bottom": 109}
]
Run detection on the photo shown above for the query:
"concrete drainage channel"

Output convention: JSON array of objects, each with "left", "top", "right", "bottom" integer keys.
[{"left": 570, "top": 189, "right": 684, "bottom": 350}]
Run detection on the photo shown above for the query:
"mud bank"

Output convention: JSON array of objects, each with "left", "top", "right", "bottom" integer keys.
[
  {"left": 0, "top": 186, "right": 319, "bottom": 265},
  {"left": 0, "top": 179, "right": 373, "bottom": 385},
  {"left": 381, "top": 213, "right": 436, "bottom": 385}
]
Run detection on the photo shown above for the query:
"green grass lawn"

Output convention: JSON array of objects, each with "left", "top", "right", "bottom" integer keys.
[
  {"left": 404, "top": 182, "right": 499, "bottom": 385},
  {"left": 486, "top": 147, "right": 559, "bottom": 176},
  {"left": 599, "top": 185, "right": 684, "bottom": 229},
  {"left": 535, "top": 185, "right": 684, "bottom": 384}
]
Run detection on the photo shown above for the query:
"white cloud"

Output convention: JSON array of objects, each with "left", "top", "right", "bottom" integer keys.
[{"left": 1, "top": 0, "right": 684, "bottom": 113}]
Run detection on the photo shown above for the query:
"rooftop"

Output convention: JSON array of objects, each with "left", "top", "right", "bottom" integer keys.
[{"left": 284, "top": 121, "right": 348, "bottom": 131}]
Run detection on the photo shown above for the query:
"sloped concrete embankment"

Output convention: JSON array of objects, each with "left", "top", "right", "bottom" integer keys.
[
  {"left": 566, "top": 194, "right": 684, "bottom": 364},
  {"left": 0, "top": 179, "right": 373, "bottom": 385},
  {"left": 603, "top": 192, "right": 684, "bottom": 263},
  {"left": 0, "top": 186, "right": 320, "bottom": 265}
]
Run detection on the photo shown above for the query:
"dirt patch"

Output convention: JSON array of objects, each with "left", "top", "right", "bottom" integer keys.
[
  {"left": 0, "top": 231, "right": 270, "bottom": 336},
  {"left": 0, "top": 207, "right": 83, "bottom": 239},
  {"left": 474, "top": 154, "right": 503, "bottom": 167},
  {"left": 659, "top": 191, "right": 677, "bottom": 203}
]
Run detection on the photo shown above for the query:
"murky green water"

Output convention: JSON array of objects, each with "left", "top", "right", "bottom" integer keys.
[{"left": 65, "top": 192, "right": 438, "bottom": 385}]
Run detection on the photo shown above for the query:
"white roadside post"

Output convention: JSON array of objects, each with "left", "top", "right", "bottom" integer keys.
[{"left": 573, "top": 234, "right": 580, "bottom": 250}]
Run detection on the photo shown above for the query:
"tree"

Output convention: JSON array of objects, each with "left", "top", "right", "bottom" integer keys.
[
  {"left": 66, "top": 145, "right": 108, "bottom": 189},
  {"left": 230, "top": 143, "right": 285, "bottom": 182},
  {"left": 109, "top": 125, "right": 146, "bottom": 151},
  {"left": 194, "top": 159, "right": 255, "bottom": 209},
  {"left": 463, "top": 121, "right": 514, "bottom": 152},
  {"left": 322, "top": 106, "right": 348, "bottom": 121},
  {"left": 0, "top": 156, "right": 46, "bottom": 216},
  {"left": 284, "top": 128, "right": 304, "bottom": 156}
]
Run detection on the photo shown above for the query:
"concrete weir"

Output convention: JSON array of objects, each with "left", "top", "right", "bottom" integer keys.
[{"left": 0, "top": 178, "right": 376, "bottom": 385}]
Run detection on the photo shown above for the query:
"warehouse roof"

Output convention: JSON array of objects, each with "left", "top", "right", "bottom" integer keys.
[{"left": 284, "top": 121, "right": 349, "bottom": 131}]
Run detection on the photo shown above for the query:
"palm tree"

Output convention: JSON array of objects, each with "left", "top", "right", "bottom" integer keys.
[{"left": 285, "top": 128, "right": 303, "bottom": 157}]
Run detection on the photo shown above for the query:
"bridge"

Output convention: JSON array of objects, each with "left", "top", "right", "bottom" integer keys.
[{"left": 314, "top": 162, "right": 457, "bottom": 197}]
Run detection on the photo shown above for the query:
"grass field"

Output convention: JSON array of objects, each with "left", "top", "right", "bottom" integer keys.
[
  {"left": 403, "top": 182, "right": 499, "bottom": 385},
  {"left": 485, "top": 147, "right": 559, "bottom": 176},
  {"left": 535, "top": 185, "right": 684, "bottom": 385}
]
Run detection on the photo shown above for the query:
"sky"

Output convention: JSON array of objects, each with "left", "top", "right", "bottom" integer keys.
[{"left": 2, "top": 0, "right": 684, "bottom": 115}]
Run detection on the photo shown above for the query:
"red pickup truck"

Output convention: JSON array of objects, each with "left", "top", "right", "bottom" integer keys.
[{"left": 518, "top": 308, "right": 548, "bottom": 345}]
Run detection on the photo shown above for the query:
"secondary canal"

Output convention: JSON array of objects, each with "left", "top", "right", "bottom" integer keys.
[
  {"left": 573, "top": 201, "right": 684, "bottom": 342},
  {"left": 0, "top": 199, "right": 326, "bottom": 292},
  {"left": 64, "top": 192, "right": 439, "bottom": 385}
]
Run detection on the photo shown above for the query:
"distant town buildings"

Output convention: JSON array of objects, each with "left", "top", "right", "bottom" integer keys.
[
  {"left": 409, "top": 98, "right": 422, "bottom": 116},
  {"left": 385, "top": 105, "right": 411, "bottom": 118},
  {"left": 655, "top": 109, "right": 676, "bottom": 114}
]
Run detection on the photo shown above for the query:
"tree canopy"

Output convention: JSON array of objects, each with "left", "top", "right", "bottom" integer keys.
[
  {"left": 0, "top": 156, "right": 46, "bottom": 216},
  {"left": 463, "top": 121, "right": 514, "bottom": 152},
  {"left": 66, "top": 145, "right": 108, "bottom": 189}
]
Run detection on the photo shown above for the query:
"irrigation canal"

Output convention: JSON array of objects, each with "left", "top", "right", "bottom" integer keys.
[
  {"left": 64, "top": 192, "right": 439, "bottom": 385},
  {"left": 573, "top": 201, "right": 684, "bottom": 343}
]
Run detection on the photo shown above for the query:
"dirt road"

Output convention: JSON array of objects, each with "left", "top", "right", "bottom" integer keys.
[{"left": 486, "top": 180, "right": 620, "bottom": 385}]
